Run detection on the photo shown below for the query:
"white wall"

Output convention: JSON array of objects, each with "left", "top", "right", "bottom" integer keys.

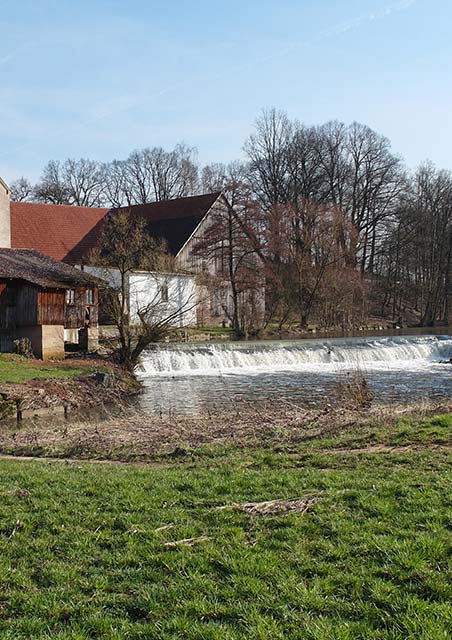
[
  {"left": 129, "top": 272, "right": 197, "bottom": 327},
  {"left": 81, "top": 266, "right": 197, "bottom": 327},
  {"left": 0, "top": 177, "right": 11, "bottom": 248}
]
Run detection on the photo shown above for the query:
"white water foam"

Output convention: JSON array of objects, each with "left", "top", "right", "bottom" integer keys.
[{"left": 139, "top": 335, "right": 452, "bottom": 378}]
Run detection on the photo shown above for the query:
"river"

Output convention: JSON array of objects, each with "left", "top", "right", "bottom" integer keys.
[{"left": 137, "top": 333, "right": 452, "bottom": 415}]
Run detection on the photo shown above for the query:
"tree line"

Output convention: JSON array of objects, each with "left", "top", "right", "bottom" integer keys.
[{"left": 11, "top": 109, "right": 452, "bottom": 332}]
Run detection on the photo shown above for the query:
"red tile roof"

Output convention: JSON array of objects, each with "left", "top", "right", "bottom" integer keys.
[
  {"left": 11, "top": 202, "right": 108, "bottom": 263},
  {"left": 11, "top": 192, "right": 222, "bottom": 264}
]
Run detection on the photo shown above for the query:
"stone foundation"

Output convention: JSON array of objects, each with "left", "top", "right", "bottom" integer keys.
[{"left": 16, "top": 325, "right": 65, "bottom": 360}]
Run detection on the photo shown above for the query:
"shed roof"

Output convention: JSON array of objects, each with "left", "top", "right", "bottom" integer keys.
[{"left": 0, "top": 248, "right": 101, "bottom": 289}]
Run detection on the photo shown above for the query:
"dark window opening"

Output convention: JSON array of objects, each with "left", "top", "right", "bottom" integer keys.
[
  {"left": 160, "top": 284, "right": 169, "bottom": 303},
  {"left": 6, "top": 287, "right": 16, "bottom": 307}
]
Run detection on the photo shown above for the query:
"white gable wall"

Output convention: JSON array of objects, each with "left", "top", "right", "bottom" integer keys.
[{"left": 0, "top": 177, "right": 11, "bottom": 248}]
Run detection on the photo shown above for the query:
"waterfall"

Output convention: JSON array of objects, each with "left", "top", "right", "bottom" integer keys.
[{"left": 139, "top": 335, "right": 452, "bottom": 378}]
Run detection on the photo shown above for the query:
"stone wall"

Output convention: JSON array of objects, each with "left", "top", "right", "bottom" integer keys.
[{"left": 16, "top": 325, "right": 65, "bottom": 360}]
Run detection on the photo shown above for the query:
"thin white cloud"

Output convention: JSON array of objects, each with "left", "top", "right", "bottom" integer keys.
[
  {"left": 315, "top": 0, "right": 417, "bottom": 41},
  {"left": 0, "top": 0, "right": 418, "bottom": 162}
]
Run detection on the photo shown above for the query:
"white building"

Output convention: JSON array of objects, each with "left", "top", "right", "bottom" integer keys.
[{"left": 83, "top": 266, "right": 197, "bottom": 327}]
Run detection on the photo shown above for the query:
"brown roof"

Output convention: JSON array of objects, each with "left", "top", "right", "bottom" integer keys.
[
  {"left": 115, "top": 192, "right": 222, "bottom": 255},
  {"left": 11, "top": 192, "right": 222, "bottom": 263},
  {"left": 11, "top": 202, "right": 109, "bottom": 262},
  {"left": 0, "top": 248, "right": 101, "bottom": 289}
]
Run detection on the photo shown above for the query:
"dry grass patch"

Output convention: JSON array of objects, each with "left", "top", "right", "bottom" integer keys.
[
  {"left": 0, "top": 398, "right": 451, "bottom": 462},
  {"left": 219, "top": 496, "right": 321, "bottom": 516}
]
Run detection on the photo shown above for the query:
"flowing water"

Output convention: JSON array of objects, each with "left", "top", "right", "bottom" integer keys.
[{"left": 138, "top": 334, "right": 452, "bottom": 415}]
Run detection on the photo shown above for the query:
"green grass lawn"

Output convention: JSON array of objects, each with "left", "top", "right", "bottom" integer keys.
[
  {"left": 0, "top": 421, "right": 450, "bottom": 639},
  {"left": 0, "top": 354, "right": 102, "bottom": 384}
]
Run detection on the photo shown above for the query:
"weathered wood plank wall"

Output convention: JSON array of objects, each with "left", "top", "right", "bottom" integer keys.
[{"left": 38, "top": 289, "right": 65, "bottom": 326}]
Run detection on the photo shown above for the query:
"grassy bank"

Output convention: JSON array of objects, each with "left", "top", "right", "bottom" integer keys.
[
  {"left": 0, "top": 354, "right": 101, "bottom": 384},
  {"left": 0, "top": 411, "right": 450, "bottom": 638},
  {"left": 0, "top": 354, "right": 140, "bottom": 418}
]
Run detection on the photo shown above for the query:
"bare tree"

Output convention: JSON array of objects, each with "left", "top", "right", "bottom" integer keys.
[
  {"left": 144, "top": 143, "right": 199, "bottom": 201},
  {"left": 34, "top": 160, "right": 70, "bottom": 204},
  {"left": 244, "top": 108, "right": 293, "bottom": 209},
  {"left": 193, "top": 198, "right": 264, "bottom": 338},
  {"left": 106, "top": 144, "right": 199, "bottom": 206},
  {"left": 344, "top": 122, "right": 405, "bottom": 271},
  {"left": 62, "top": 158, "right": 107, "bottom": 207},
  {"left": 89, "top": 210, "right": 195, "bottom": 370},
  {"left": 201, "top": 160, "right": 251, "bottom": 206},
  {"left": 33, "top": 144, "right": 199, "bottom": 209},
  {"left": 103, "top": 160, "right": 135, "bottom": 208},
  {"left": 287, "top": 124, "right": 326, "bottom": 209},
  {"left": 380, "top": 164, "right": 452, "bottom": 325},
  {"left": 10, "top": 177, "right": 35, "bottom": 202}
]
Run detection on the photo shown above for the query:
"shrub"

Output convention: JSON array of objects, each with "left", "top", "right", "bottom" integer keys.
[{"left": 333, "top": 367, "right": 373, "bottom": 410}]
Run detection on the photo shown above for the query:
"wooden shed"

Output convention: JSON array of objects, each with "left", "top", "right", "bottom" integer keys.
[{"left": 0, "top": 248, "right": 101, "bottom": 359}]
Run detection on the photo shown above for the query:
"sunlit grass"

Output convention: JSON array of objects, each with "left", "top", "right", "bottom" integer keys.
[
  {"left": 0, "top": 418, "right": 450, "bottom": 639},
  {"left": 0, "top": 354, "right": 110, "bottom": 384}
]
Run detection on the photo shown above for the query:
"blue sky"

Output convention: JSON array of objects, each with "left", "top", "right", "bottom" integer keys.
[{"left": 0, "top": 0, "right": 449, "bottom": 182}]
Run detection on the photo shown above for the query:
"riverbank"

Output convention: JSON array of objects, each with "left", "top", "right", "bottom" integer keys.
[
  {"left": 0, "top": 407, "right": 450, "bottom": 638},
  {"left": 0, "top": 354, "right": 140, "bottom": 421},
  {"left": 0, "top": 399, "right": 450, "bottom": 461},
  {"left": 180, "top": 323, "right": 452, "bottom": 343}
]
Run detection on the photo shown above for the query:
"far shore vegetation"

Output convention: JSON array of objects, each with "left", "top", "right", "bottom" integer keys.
[{"left": 11, "top": 110, "right": 452, "bottom": 339}]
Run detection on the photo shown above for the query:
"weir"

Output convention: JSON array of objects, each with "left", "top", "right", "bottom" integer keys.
[{"left": 140, "top": 335, "right": 452, "bottom": 377}]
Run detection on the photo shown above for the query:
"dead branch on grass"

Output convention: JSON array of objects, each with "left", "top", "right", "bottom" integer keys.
[
  {"left": 164, "top": 536, "right": 211, "bottom": 548},
  {"left": 217, "top": 496, "right": 321, "bottom": 516}
]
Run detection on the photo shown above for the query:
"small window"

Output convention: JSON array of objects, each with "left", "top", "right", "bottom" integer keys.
[
  {"left": 66, "top": 289, "right": 75, "bottom": 305},
  {"left": 160, "top": 283, "right": 169, "bottom": 303},
  {"left": 86, "top": 289, "right": 95, "bottom": 305}
]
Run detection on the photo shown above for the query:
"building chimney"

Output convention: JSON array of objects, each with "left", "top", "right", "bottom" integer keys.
[{"left": 0, "top": 177, "right": 11, "bottom": 248}]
